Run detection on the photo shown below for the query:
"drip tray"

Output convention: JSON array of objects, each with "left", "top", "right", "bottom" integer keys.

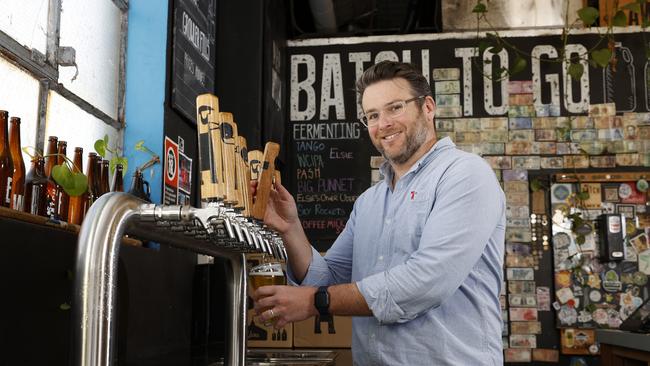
[{"left": 210, "top": 349, "right": 337, "bottom": 365}]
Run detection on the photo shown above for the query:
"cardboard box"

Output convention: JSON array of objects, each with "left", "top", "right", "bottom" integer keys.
[
  {"left": 293, "top": 315, "right": 352, "bottom": 348},
  {"left": 247, "top": 308, "right": 293, "bottom": 348}
]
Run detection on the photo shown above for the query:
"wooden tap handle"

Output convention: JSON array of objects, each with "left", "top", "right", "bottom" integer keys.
[
  {"left": 248, "top": 150, "right": 264, "bottom": 181},
  {"left": 235, "top": 135, "right": 251, "bottom": 216},
  {"left": 230, "top": 122, "right": 245, "bottom": 211},
  {"left": 219, "top": 112, "right": 238, "bottom": 206},
  {"left": 251, "top": 142, "right": 280, "bottom": 220},
  {"left": 196, "top": 94, "right": 223, "bottom": 201},
  {"left": 274, "top": 171, "right": 281, "bottom": 185}
]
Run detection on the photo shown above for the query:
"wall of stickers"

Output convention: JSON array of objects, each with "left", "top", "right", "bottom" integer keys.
[{"left": 287, "top": 28, "right": 650, "bottom": 364}]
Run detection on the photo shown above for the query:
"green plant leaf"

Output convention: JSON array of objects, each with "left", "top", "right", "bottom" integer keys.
[
  {"left": 64, "top": 172, "right": 88, "bottom": 196},
  {"left": 489, "top": 44, "right": 503, "bottom": 54},
  {"left": 576, "top": 235, "right": 586, "bottom": 245},
  {"left": 510, "top": 55, "right": 527, "bottom": 76},
  {"left": 51, "top": 164, "right": 73, "bottom": 187},
  {"left": 109, "top": 157, "right": 117, "bottom": 174},
  {"left": 622, "top": 2, "right": 641, "bottom": 14},
  {"left": 472, "top": 2, "right": 487, "bottom": 13},
  {"left": 94, "top": 139, "right": 106, "bottom": 157},
  {"left": 568, "top": 62, "right": 584, "bottom": 81},
  {"left": 577, "top": 6, "right": 599, "bottom": 26},
  {"left": 135, "top": 140, "right": 146, "bottom": 151},
  {"left": 591, "top": 48, "right": 612, "bottom": 68},
  {"left": 103, "top": 134, "right": 109, "bottom": 145},
  {"left": 612, "top": 10, "right": 627, "bottom": 26}
]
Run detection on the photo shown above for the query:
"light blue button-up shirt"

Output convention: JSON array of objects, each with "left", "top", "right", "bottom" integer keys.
[{"left": 290, "top": 137, "right": 505, "bottom": 365}]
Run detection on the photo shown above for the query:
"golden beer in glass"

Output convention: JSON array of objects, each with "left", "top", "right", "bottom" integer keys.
[{"left": 249, "top": 262, "right": 285, "bottom": 326}]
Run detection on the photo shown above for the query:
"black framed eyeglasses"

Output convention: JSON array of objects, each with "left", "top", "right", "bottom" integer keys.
[{"left": 360, "top": 95, "right": 426, "bottom": 128}]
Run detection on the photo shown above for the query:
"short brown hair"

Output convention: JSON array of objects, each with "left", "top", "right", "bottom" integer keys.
[{"left": 355, "top": 61, "right": 432, "bottom": 105}]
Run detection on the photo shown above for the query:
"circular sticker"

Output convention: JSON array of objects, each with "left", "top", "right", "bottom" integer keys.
[
  {"left": 589, "top": 344, "right": 599, "bottom": 354},
  {"left": 619, "top": 183, "right": 633, "bottom": 199},
  {"left": 592, "top": 308, "right": 608, "bottom": 324},
  {"left": 607, "top": 309, "right": 622, "bottom": 328},
  {"left": 553, "top": 185, "right": 571, "bottom": 201},
  {"left": 589, "top": 289, "right": 602, "bottom": 302},
  {"left": 637, "top": 179, "right": 649, "bottom": 192},
  {"left": 633, "top": 271, "right": 648, "bottom": 286}
]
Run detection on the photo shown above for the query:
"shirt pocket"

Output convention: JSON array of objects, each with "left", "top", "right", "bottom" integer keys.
[{"left": 401, "top": 194, "right": 430, "bottom": 241}]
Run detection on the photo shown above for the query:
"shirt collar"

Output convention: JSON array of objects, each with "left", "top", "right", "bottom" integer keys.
[{"left": 379, "top": 137, "right": 456, "bottom": 184}]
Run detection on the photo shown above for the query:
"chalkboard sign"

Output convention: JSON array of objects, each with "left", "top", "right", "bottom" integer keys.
[
  {"left": 287, "top": 29, "right": 649, "bottom": 252},
  {"left": 171, "top": 0, "right": 216, "bottom": 122}
]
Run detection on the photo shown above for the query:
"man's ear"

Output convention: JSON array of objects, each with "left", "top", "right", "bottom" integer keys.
[{"left": 424, "top": 95, "right": 436, "bottom": 120}]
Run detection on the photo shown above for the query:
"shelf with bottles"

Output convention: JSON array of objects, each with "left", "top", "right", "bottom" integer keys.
[{"left": 0, "top": 205, "right": 141, "bottom": 246}]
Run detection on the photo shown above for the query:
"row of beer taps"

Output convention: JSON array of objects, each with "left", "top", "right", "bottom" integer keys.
[{"left": 138, "top": 93, "right": 286, "bottom": 260}]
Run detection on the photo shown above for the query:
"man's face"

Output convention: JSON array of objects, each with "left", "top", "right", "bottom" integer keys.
[{"left": 361, "top": 78, "right": 434, "bottom": 165}]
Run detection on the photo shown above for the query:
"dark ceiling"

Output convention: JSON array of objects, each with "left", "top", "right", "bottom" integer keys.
[{"left": 288, "top": 0, "right": 442, "bottom": 39}]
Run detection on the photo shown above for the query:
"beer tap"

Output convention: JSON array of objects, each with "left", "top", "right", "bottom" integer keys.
[
  {"left": 220, "top": 112, "right": 251, "bottom": 250},
  {"left": 251, "top": 141, "right": 282, "bottom": 259},
  {"left": 248, "top": 149, "right": 269, "bottom": 254},
  {"left": 196, "top": 94, "right": 236, "bottom": 246}
]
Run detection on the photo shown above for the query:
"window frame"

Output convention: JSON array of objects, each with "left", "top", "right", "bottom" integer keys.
[{"left": 0, "top": 0, "right": 128, "bottom": 152}]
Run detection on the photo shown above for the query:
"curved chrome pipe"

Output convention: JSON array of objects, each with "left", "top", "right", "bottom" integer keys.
[{"left": 74, "top": 193, "right": 248, "bottom": 366}]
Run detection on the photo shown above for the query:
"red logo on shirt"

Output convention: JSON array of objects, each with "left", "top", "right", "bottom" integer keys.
[{"left": 410, "top": 191, "right": 416, "bottom": 200}]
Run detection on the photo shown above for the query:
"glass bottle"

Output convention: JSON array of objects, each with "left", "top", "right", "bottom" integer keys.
[
  {"left": 0, "top": 110, "right": 12, "bottom": 207},
  {"left": 56, "top": 141, "right": 69, "bottom": 221},
  {"left": 111, "top": 163, "right": 124, "bottom": 192},
  {"left": 67, "top": 147, "right": 85, "bottom": 225},
  {"left": 84, "top": 152, "right": 99, "bottom": 214},
  {"left": 100, "top": 159, "right": 110, "bottom": 196},
  {"left": 24, "top": 156, "right": 48, "bottom": 216},
  {"left": 128, "top": 169, "right": 151, "bottom": 202},
  {"left": 8, "top": 117, "right": 25, "bottom": 210},
  {"left": 44, "top": 136, "right": 60, "bottom": 218}
]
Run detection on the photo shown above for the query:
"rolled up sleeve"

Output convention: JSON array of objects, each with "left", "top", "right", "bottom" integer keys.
[{"left": 287, "top": 200, "right": 357, "bottom": 287}]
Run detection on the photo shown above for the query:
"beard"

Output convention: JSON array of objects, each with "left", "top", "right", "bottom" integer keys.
[{"left": 374, "top": 113, "right": 430, "bottom": 165}]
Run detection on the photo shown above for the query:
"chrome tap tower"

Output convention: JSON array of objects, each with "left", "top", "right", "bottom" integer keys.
[{"left": 73, "top": 93, "right": 284, "bottom": 366}]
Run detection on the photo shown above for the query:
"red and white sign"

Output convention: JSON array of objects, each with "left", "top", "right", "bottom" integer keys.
[{"left": 164, "top": 136, "right": 178, "bottom": 188}]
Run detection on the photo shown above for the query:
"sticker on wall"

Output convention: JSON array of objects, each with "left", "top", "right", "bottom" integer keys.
[{"left": 164, "top": 136, "right": 179, "bottom": 205}]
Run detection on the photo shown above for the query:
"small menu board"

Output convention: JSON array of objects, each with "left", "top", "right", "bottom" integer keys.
[{"left": 171, "top": 0, "right": 216, "bottom": 122}]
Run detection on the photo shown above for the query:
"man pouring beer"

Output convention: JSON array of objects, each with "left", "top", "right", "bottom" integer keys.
[{"left": 252, "top": 61, "right": 505, "bottom": 365}]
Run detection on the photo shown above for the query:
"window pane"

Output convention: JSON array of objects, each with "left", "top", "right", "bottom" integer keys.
[
  {"left": 46, "top": 91, "right": 121, "bottom": 172},
  {"left": 59, "top": 0, "right": 121, "bottom": 120},
  {"left": 0, "top": 57, "right": 40, "bottom": 164},
  {"left": 0, "top": 0, "right": 48, "bottom": 53}
]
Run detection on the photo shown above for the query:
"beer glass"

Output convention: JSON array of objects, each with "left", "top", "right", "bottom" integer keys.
[{"left": 249, "top": 261, "right": 285, "bottom": 326}]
